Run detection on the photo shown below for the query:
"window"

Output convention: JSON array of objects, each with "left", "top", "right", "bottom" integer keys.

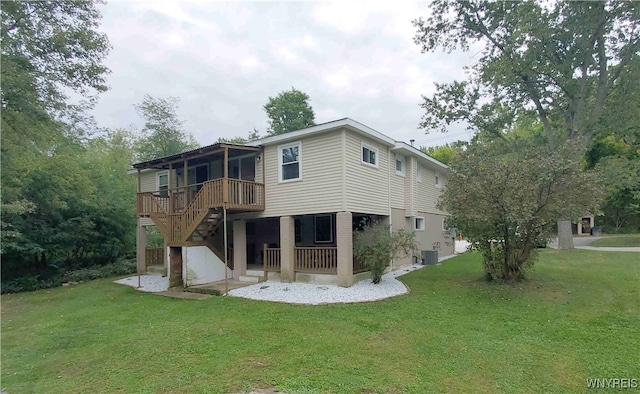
[
  {"left": 395, "top": 155, "right": 405, "bottom": 176},
  {"left": 314, "top": 214, "right": 333, "bottom": 243},
  {"left": 278, "top": 142, "right": 301, "bottom": 182},
  {"left": 435, "top": 172, "right": 441, "bottom": 188},
  {"left": 361, "top": 143, "right": 378, "bottom": 167},
  {"left": 417, "top": 165, "right": 423, "bottom": 182},
  {"left": 442, "top": 218, "right": 448, "bottom": 231},
  {"left": 414, "top": 216, "right": 425, "bottom": 231},
  {"left": 157, "top": 172, "right": 168, "bottom": 197}
]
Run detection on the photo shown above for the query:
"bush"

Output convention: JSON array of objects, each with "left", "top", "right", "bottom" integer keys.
[
  {"left": 1, "top": 258, "right": 136, "bottom": 294},
  {"left": 353, "top": 221, "right": 417, "bottom": 284}
]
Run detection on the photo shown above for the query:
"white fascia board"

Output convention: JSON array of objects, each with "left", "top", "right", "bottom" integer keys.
[
  {"left": 391, "top": 142, "right": 450, "bottom": 172},
  {"left": 247, "top": 118, "right": 396, "bottom": 147}
]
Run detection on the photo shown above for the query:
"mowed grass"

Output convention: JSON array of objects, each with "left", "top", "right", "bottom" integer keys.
[
  {"left": 2, "top": 250, "right": 638, "bottom": 394},
  {"left": 591, "top": 234, "right": 640, "bottom": 247}
]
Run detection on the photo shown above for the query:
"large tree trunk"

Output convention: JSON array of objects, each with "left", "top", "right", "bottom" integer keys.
[{"left": 557, "top": 219, "right": 574, "bottom": 250}]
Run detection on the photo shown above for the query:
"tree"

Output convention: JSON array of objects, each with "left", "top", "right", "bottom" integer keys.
[
  {"left": 420, "top": 141, "right": 467, "bottom": 166},
  {"left": 217, "top": 128, "right": 261, "bottom": 144},
  {"left": 413, "top": 1, "right": 639, "bottom": 248},
  {"left": 439, "top": 137, "right": 604, "bottom": 282},
  {"left": 353, "top": 221, "right": 417, "bottom": 284},
  {"left": 263, "top": 88, "right": 316, "bottom": 136},
  {"left": 586, "top": 135, "right": 640, "bottom": 233},
  {"left": 134, "top": 95, "right": 199, "bottom": 162}
]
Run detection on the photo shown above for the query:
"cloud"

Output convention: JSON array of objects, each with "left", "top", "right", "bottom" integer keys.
[{"left": 92, "top": 2, "right": 475, "bottom": 147}]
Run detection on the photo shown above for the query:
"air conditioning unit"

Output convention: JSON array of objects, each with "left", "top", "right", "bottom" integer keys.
[{"left": 422, "top": 250, "right": 438, "bottom": 265}]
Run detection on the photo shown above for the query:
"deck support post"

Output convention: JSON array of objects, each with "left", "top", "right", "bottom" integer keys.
[
  {"left": 223, "top": 207, "right": 229, "bottom": 294},
  {"left": 280, "top": 216, "right": 296, "bottom": 282},
  {"left": 136, "top": 224, "right": 147, "bottom": 275},
  {"left": 232, "top": 219, "right": 247, "bottom": 280},
  {"left": 336, "top": 211, "right": 354, "bottom": 287}
]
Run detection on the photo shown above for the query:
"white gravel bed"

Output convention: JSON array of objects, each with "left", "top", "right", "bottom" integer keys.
[
  {"left": 114, "top": 254, "right": 461, "bottom": 303},
  {"left": 114, "top": 274, "right": 169, "bottom": 293},
  {"left": 228, "top": 254, "right": 458, "bottom": 305}
]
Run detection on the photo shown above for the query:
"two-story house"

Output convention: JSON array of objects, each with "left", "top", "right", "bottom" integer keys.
[{"left": 134, "top": 118, "right": 453, "bottom": 288}]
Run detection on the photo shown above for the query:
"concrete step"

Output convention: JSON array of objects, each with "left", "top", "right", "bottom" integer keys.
[
  {"left": 238, "top": 275, "right": 265, "bottom": 283},
  {"left": 246, "top": 269, "right": 264, "bottom": 276}
]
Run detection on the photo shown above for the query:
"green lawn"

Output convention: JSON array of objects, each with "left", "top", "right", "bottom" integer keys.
[
  {"left": 591, "top": 234, "right": 640, "bottom": 247},
  {"left": 2, "top": 250, "right": 638, "bottom": 394}
]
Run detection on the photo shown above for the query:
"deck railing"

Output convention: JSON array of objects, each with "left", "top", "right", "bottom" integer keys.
[
  {"left": 137, "top": 192, "right": 169, "bottom": 216},
  {"left": 228, "top": 179, "right": 265, "bottom": 210},
  {"left": 181, "top": 180, "right": 224, "bottom": 240},
  {"left": 295, "top": 247, "right": 338, "bottom": 273},
  {"left": 137, "top": 178, "right": 264, "bottom": 217},
  {"left": 263, "top": 244, "right": 281, "bottom": 272}
]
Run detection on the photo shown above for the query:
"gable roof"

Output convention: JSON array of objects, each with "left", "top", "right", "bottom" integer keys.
[
  {"left": 130, "top": 117, "right": 449, "bottom": 171},
  {"left": 246, "top": 118, "right": 396, "bottom": 147}
]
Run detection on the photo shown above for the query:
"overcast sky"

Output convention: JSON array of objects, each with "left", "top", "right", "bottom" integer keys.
[{"left": 92, "top": 1, "right": 478, "bottom": 148}]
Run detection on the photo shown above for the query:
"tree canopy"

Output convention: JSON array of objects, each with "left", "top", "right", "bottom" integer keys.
[
  {"left": 440, "top": 135, "right": 604, "bottom": 282},
  {"left": 413, "top": 1, "right": 640, "bottom": 149},
  {"left": 263, "top": 88, "right": 316, "bottom": 136},
  {"left": 0, "top": 1, "right": 140, "bottom": 289},
  {"left": 413, "top": 0, "right": 639, "bottom": 249},
  {"left": 133, "top": 95, "right": 199, "bottom": 162}
]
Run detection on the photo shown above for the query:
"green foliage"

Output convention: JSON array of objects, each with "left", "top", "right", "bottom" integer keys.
[
  {"left": 263, "top": 87, "right": 316, "bottom": 136},
  {"left": 1, "top": 258, "right": 136, "bottom": 294},
  {"left": 413, "top": 1, "right": 640, "bottom": 149},
  {"left": 440, "top": 138, "right": 605, "bottom": 282},
  {"left": 134, "top": 95, "right": 199, "bottom": 161},
  {"left": 353, "top": 221, "right": 417, "bottom": 284},
  {"left": 217, "top": 128, "right": 261, "bottom": 144},
  {"left": 420, "top": 141, "right": 467, "bottom": 166},
  {"left": 1, "top": 1, "right": 111, "bottom": 111},
  {"left": 586, "top": 135, "right": 640, "bottom": 232}
]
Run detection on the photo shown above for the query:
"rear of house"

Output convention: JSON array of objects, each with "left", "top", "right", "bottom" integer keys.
[{"left": 134, "top": 118, "right": 454, "bottom": 288}]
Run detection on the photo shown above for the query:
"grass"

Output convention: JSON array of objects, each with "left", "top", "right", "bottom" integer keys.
[
  {"left": 2, "top": 250, "right": 639, "bottom": 393},
  {"left": 591, "top": 234, "right": 640, "bottom": 247}
]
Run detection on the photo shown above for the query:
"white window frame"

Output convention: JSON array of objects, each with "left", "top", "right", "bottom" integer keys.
[
  {"left": 416, "top": 165, "right": 423, "bottom": 182},
  {"left": 361, "top": 142, "right": 379, "bottom": 168},
  {"left": 157, "top": 171, "right": 169, "bottom": 194},
  {"left": 435, "top": 171, "right": 441, "bottom": 188},
  {"left": 278, "top": 141, "right": 302, "bottom": 183},
  {"left": 395, "top": 154, "right": 405, "bottom": 177},
  {"left": 314, "top": 214, "right": 333, "bottom": 244},
  {"left": 414, "top": 216, "right": 426, "bottom": 231},
  {"left": 442, "top": 218, "right": 447, "bottom": 231}
]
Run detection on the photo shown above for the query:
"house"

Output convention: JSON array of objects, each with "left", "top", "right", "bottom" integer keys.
[{"left": 133, "top": 118, "right": 454, "bottom": 288}]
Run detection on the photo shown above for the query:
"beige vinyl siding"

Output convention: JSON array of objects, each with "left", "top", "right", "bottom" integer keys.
[
  {"left": 415, "top": 165, "right": 447, "bottom": 215},
  {"left": 344, "top": 131, "right": 390, "bottom": 215},
  {"left": 405, "top": 157, "right": 417, "bottom": 216},
  {"left": 260, "top": 130, "right": 344, "bottom": 217},
  {"left": 390, "top": 153, "right": 405, "bottom": 209},
  {"left": 138, "top": 170, "right": 158, "bottom": 193},
  {"left": 414, "top": 211, "right": 454, "bottom": 257}
]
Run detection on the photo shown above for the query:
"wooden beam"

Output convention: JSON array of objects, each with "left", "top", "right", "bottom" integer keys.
[{"left": 137, "top": 169, "right": 141, "bottom": 193}]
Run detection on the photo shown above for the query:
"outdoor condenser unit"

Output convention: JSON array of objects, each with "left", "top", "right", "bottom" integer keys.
[{"left": 422, "top": 250, "right": 439, "bottom": 265}]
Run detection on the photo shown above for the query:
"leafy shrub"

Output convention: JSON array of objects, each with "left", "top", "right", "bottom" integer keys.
[
  {"left": 1, "top": 258, "right": 136, "bottom": 294},
  {"left": 353, "top": 221, "right": 417, "bottom": 284}
]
